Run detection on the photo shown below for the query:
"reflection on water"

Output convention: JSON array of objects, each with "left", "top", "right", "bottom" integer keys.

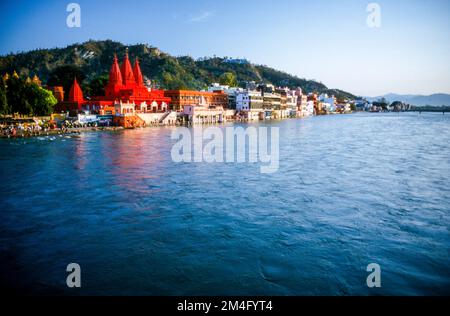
[{"left": 0, "top": 113, "right": 449, "bottom": 295}]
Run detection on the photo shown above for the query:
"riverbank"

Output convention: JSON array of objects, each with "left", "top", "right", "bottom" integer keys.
[
  {"left": 0, "top": 112, "right": 358, "bottom": 138},
  {"left": 0, "top": 126, "right": 125, "bottom": 138}
]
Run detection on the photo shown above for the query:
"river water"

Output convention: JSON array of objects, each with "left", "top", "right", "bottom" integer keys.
[{"left": 0, "top": 113, "right": 449, "bottom": 295}]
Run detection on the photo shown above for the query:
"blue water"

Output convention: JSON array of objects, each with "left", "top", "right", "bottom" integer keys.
[{"left": 0, "top": 113, "right": 449, "bottom": 295}]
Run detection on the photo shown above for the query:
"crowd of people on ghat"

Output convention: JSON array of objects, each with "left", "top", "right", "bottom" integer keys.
[
  {"left": 1, "top": 121, "right": 49, "bottom": 137},
  {"left": 0, "top": 118, "right": 111, "bottom": 138}
]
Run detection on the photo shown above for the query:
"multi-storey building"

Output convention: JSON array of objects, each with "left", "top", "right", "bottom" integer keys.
[
  {"left": 236, "top": 91, "right": 264, "bottom": 111},
  {"left": 236, "top": 91, "right": 264, "bottom": 121},
  {"left": 276, "top": 87, "right": 298, "bottom": 117},
  {"left": 294, "top": 87, "right": 314, "bottom": 117},
  {"left": 164, "top": 90, "right": 228, "bottom": 112},
  {"left": 318, "top": 94, "right": 337, "bottom": 112},
  {"left": 307, "top": 93, "right": 321, "bottom": 115},
  {"left": 208, "top": 83, "right": 244, "bottom": 110},
  {"left": 262, "top": 92, "right": 281, "bottom": 111}
]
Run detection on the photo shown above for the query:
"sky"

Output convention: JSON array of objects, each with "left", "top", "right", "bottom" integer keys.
[{"left": 0, "top": 0, "right": 449, "bottom": 97}]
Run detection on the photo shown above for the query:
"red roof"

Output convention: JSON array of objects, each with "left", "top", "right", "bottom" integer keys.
[
  {"left": 109, "top": 54, "right": 123, "bottom": 85},
  {"left": 121, "top": 49, "right": 135, "bottom": 87},
  {"left": 68, "top": 78, "right": 84, "bottom": 103},
  {"left": 133, "top": 58, "right": 144, "bottom": 87}
]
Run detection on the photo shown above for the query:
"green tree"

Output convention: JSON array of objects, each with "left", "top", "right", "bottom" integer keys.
[
  {"left": 87, "top": 74, "right": 109, "bottom": 97},
  {"left": 4, "top": 77, "right": 57, "bottom": 116},
  {"left": 219, "top": 72, "right": 238, "bottom": 87},
  {"left": 161, "top": 71, "right": 189, "bottom": 90},
  {"left": 162, "top": 72, "right": 174, "bottom": 89},
  {"left": 7, "top": 76, "right": 33, "bottom": 115},
  {"left": 374, "top": 97, "right": 389, "bottom": 110},
  {"left": 39, "top": 88, "right": 57, "bottom": 115},
  {"left": 0, "top": 78, "right": 9, "bottom": 115},
  {"left": 26, "top": 83, "right": 57, "bottom": 116}
]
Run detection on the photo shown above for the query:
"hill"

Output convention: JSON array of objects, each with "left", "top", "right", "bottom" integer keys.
[
  {"left": 0, "top": 40, "right": 356, "bottom": 100},
  {"left": 365, "top": 93, "right": 450, "bottom": 106}
]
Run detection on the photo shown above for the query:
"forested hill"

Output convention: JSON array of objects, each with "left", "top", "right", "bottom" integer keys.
[{"left": 0, "top": 40, "right": 356, "bottom": 100}]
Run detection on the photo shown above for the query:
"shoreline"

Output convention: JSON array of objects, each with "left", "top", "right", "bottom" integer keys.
[
  {"left": 0, "top": 126, "right": 125, "bottom": 139},
  {"left": 0, "top": 116, "right": 315, "bottom": 139},
  {"left": 5, "top": 111, "right": 434, "bottom": 139}
]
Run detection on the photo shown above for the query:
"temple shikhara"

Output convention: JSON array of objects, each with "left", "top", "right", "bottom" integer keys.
[
  {"left": 55, "top": 49, "right": 173, "bottom": 127},
  {"left": 100, "top": 51, "right": 170, "bottom": 113}
]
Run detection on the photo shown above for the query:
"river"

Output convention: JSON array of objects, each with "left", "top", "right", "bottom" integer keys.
[{"left": 0, "top": 112, "right": 449, "bottom": 295}]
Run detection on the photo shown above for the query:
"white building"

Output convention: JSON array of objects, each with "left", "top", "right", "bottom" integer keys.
[
  {"left": 182, "top": 94, "right": 235, "bottom": 124},
  {"left": 286, "top": 90, "right": 298, "bottom": 116},
  {"left": 304, "top": 101, "right": 314, "bottom": 116},
  {"left": 208, "top": 83, "right": 230, "bottom": 92},
  {"left": 236, "top": 91, "right": 263, "bottom": 111},
  {"left": 183, "top": 104, "right": 225, "bottom": 124},
  {"left": 208, "top": 83, "right": 244, "bottom": 109},
  {"left": 294, "top": 88, "right": 313, "bottom": 117},
  {"left": 320, "top": 102, "right": 332, "bottom": 113},
  {"left": 236, "top": 91, "right": 264, "bottom": 121},
  {"left": 318, "top": 94, "right": 336, "bottom": 110}
]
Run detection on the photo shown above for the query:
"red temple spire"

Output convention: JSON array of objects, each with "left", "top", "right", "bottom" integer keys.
[
  {"left": 133, "top": 58, "right": 144, "bottom": 87},
  {"left": 68, "top": 77, "right": 84, "bottom": 103},
  {"left": 121, "top": 48, "right": 135, "bottom": 87},
  {"left": 109, "top": 54, "right": 123, "bottom": 85}
]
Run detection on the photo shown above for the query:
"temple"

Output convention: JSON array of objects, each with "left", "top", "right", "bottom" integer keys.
[
  {"left": 55, "top": 49, "right": 171, "bottom": 120},
  {"left": 53, "top": 49, "right": 233, "bottom": 127}
]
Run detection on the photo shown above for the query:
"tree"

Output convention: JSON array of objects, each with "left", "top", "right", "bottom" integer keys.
[
  {"left": 7, "top": 76, "right": 33, "bottom": 115},
  {"left": 161, "top": 71, "right": 188, "bottom": 90},
  {"left": 87, "top": 74, "right": 109, "bottom": 97},
  {"left": 379, "top": 97, "right": 388, "bottom": 105},
  {"left": 219, "top": 72, "right": 238, "bottom": 87},
  {"left": 47, "top": 65, "right": 85, "bottom": 100},
  {"left": 39, "top": 88, "right": 57, "bottom": 115},
  {"left": 26, "top": 84, "right": 57, "bottom": 116},
  {"left": 4, "top": 76, "right": 57, "bottom": 116},
  {"left": 373, "top": 97, "right": 389, "bottom": 110},
  {"left": 0, "top": 77, "right": 9, "bottom": 115}
]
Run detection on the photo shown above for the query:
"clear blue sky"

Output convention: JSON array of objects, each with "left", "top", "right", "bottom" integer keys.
[{"left": 0, "top": 0, "right": 449, "bottom": 96}]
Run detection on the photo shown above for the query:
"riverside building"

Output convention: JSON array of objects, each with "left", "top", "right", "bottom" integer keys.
[
  {"left": 236, "top": 91, "right": 264, "bottom": 121},
  {"left": 164, "top": 89, "right": 228, "bottom": 112},
  {"left": 54, "top": 50, "right": 173, "bottom": 127}
]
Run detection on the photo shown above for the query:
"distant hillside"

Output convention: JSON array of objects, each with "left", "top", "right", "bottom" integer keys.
[
  {"left": 365, "top": 93, "right": 450, "bottom": 106},
  {"left": 0, "top": 40, "right": 356, "bottom": 100}
]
